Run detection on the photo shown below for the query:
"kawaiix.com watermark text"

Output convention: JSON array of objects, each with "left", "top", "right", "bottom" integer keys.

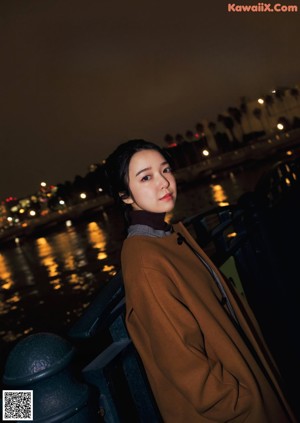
[{"left": 228, "top": 3, "right": 298, "bottom": 12}]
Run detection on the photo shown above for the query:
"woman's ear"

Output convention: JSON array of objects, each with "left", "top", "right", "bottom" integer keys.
[{"left": 119, "top": 192, "right": 134, "bottom": 205}]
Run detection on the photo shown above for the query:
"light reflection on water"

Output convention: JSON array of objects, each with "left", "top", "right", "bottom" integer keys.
[
  {"left": 209, "top": 184, "right": 229, "bottom": 207},
  {"left": 36, "top": 238, "right": 59, "bottom": 279},
  {"left": 0, "top": 216, "right": 121, "bottom": 347},
  {"left": 0, "top": 254, "right": 14, "bottom": 291},
  {"left": 87, "top": 222, "right": 108, "bottom": 261},
  {"left": 0, "top": 162, "right": 271, "bottom": 350}
]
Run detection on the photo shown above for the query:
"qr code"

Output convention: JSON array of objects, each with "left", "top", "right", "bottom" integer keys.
[{"left": 2, "top": 390, "right": 33, "bottom": 421}]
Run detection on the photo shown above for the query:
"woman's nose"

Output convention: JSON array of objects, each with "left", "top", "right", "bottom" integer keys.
[{"left": 159, "top": 174, "right": 170, "bottom": 188}]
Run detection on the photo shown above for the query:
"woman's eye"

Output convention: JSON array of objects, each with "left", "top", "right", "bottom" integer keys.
[
  {"left": 163, "top": 166, "right": 172, "bottom": 173},
  {"left": 141, "top": 175, "right": 151, "bottom": 182}
]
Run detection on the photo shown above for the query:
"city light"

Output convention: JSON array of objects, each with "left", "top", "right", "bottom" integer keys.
[
  {"left": 29, "top": 210, "right": 36, "bottom": 216},
  {"left": 258, "top": 98, "right": 264, "bottom": 104},
  {"left": 5, "top": 196, "right": 17, "bottom": 203},
  {"left": 40, "top": 182, "right": 47, "bottom": 187},
  {"left": 277, "top": 123, "right": 284, "bottom": 131},
  {"left": 80, "top": 193, "right": 87, "bottom": 199},
  {"left": 202, "top": 149, "right": 210, "bottom": 157},
  {"left": 98, "top": 188, "right": 103, "bottom": 192},
  {"left": 59, "top": 200, "right": 65, "bottom": 205},
  {"left": 7, "top": 216, "right": 13, "bottom": 222},
  {"left": 65, "top": 220, "right": 72, "bottom": 227}
]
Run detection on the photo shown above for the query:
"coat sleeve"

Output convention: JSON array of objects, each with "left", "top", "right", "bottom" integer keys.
[{"left": 126, "top": 266, "right": 252, "bottom": 421}]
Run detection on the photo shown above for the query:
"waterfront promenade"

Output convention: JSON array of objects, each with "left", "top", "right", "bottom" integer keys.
[{"left": 1, "top": 128, "right": 300, "bottom": 247}]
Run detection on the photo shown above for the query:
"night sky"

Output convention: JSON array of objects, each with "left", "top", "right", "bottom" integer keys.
[{"left": 1, "top": 0, "right": 300, "bottom": 199}]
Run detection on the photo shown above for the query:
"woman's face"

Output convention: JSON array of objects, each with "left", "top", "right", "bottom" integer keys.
[{"left": 122, "top": 149, "right": 177, "bottom": 213}]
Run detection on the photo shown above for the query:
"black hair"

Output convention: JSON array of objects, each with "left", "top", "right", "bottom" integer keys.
[{"left": 104, "top": 139, "right": 173, "bottom": 224}]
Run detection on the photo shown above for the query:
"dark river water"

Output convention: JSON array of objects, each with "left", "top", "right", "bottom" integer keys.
[{"left": 0, "top": 152, "right": 293, "bottom": 371}]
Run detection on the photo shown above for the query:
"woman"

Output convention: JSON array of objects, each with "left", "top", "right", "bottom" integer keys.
[{"left": 105, "top": 139, "right": 296, "bottom": 422}]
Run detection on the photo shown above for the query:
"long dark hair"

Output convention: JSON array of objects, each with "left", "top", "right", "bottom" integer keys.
[{"left": 104, "top": 139, "right": 173, "bottom": 224}]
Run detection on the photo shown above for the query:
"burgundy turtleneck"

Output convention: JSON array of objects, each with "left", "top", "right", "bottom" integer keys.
[{"left": 129, "top": 210, "right": 171, "bottom": 231}]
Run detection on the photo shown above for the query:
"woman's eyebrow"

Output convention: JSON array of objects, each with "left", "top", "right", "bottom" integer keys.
[
  {"left": 135, "top": 161, "right": 168, "bottom": 177},
  {"left": 135, "top": 167, "right": 151, "bottom": 177}
]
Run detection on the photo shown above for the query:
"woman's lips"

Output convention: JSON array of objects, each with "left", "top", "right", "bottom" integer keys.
[{"left": 160, "top": 193, "right": 173, "bottom": 201}]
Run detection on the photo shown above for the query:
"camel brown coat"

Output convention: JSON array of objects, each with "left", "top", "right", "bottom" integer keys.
[{"left": 121, "top": 222, "right": 296, "bottom": 422}]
